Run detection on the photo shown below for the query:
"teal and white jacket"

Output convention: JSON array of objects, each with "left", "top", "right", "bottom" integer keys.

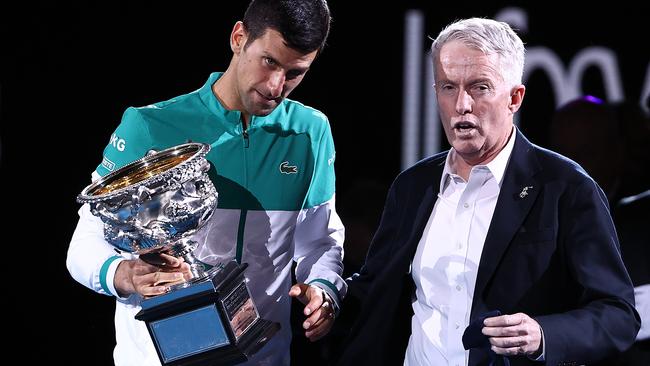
[{"left": 67, "top": 72, "right": 346, "bottom": 366}]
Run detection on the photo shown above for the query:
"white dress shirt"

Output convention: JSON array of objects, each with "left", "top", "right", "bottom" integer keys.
[{"left": 404, "top": 129, "right": 516, "bottom": 366}]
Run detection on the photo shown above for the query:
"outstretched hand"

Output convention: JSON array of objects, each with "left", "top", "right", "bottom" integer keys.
[
  {"left": 289, "top": 283, "right": 335, "bottom": 342},
  {"left": 114, "top": 253, "right": 192, "bottom": 298}
]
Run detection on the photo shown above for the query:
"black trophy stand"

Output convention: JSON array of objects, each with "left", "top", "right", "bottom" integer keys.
[{"left": 135, "top": 260, "right": 280, "bottom": 366}]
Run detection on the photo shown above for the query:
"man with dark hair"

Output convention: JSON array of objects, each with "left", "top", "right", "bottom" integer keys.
[
  {"left": 67, "top": 1, "right": 344, "bottom": 365},
  {"left": 242, "top": 0, "right": 331, "bottom": 54}
]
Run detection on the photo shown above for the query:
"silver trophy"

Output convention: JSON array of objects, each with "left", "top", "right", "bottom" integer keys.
[{"left": 77, "top": 143, "right": 278, "bottom": 366}]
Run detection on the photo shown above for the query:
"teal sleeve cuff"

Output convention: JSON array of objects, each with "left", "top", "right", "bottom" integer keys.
[
  {"left": 100, "top": 255, "right": 123, "bottom": 296},
  {"left": 308, "top": 278, "right": 341, "bottom": 315}
]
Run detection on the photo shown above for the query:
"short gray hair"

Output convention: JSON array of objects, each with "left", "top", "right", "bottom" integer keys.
[{"left": 431, "top": 18, "right": 525, "bottom": 88}]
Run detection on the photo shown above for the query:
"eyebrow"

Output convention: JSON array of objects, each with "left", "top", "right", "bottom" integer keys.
[
  {"left": 437, "top": 77, "right": 493, "bottom": 86},
  {"left": 263, "top": 52, "right": 310, "bottom": 75},
  {"left": 468, "top": 78, "right": 493, "bottom": 86}
]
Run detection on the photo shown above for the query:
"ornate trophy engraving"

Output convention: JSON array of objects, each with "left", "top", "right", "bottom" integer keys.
[{"left": 77, "top": 143, "right": 279, "bottom": 366}]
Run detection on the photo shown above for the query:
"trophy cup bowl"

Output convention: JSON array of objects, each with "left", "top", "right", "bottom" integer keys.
[
  {"left": 77, "top": 142, "right": 217, "bottom": 281},
  {"left": 77, "top": 142, "right": 279, "bottom": 366}
]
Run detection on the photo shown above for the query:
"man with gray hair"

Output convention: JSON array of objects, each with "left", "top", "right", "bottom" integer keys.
[{"left": 334, "top": 17, "right": 639, "bottom": 366}]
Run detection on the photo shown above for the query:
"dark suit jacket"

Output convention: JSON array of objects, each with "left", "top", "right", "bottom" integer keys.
[{"left": 335, "top": 130, "right": 640, "bottom": 366}]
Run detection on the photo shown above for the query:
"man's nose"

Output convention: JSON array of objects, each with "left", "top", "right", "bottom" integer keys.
[
  {"left": 267, "top": 71, "right": 285, "bottom": 99},
  {"left": 455, "top": 90, "right": 473, "bottom": 115}
]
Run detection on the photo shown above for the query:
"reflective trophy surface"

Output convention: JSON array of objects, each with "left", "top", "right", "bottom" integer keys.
[{"left": 77, "top": 143, "right": 279, "bottom": 366}]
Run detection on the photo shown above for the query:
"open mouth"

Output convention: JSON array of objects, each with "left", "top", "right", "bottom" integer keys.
[{"left": 453, "top": 121, "right": 476, "bottom": 131}]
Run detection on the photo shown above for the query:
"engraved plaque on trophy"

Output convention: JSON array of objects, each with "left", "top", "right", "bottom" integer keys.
[{"left": 77, "top": 143, "right": 279, "bottom": 366}]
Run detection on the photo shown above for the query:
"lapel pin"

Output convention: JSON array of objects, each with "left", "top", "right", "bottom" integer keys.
[{"left": 519, "top": 186, "right": 533, "bottom": 198}]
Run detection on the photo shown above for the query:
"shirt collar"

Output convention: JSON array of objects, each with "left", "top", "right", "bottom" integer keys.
[{"left": 439, "top": 125, "right": 517, "bottom": 191}]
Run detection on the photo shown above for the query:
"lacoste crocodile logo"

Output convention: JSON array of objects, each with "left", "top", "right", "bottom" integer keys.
[{"left": 279, "top": 161, "right": 298, "bottom": 174}]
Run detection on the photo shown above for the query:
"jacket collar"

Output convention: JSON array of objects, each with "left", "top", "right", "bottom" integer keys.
[{"left": 198, "top": 72, "right": 242, "bottom": 128}]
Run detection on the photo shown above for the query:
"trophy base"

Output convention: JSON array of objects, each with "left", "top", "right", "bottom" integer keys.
[{"left": 135, "top": 260, "right": 280, "bottom": 366}]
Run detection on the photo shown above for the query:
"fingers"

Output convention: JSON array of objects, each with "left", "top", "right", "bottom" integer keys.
[
  {"left": 151, "top": 271, "right": 186, "bottom": 287},
  {"left": 490, "top": 344, "right": 529, "bottom": 356},
  {"left": 301, "top": 285, "right": 334, "bottom": 318},
  {"left": 303, "top": 287, "right": 327, "bottom": 317},
  {"left": 302, "top": 302, "right": 333, "bottom": 329},
  {"left": 302, "top": 305, "right": 335, "bottom": 341},
  {"left": 158, "top": 253, "right": 184, "bottom": 267},
  {"left": 139, "top": 252, "right": 184, "bottom": 267},
  {"left": 138, "top": 283, "right": 169, "bottom": 298},
  {"left": 482, "top": 313, "right": 532, "bottom": 337},
  {"left": 288, "top": 283, "right": 311, "bottom": 306},
  {"left": 482, "top": 313, "right": 542, "bottom": 356},
  {"left": 290, "top": 284, "right": 336, "bottom": 341},
  {"left": 134, "top": 271, "right": 185, "bottom": 298},
  {"left": 179, "top": 262, "right": 193, "bottom": 281},
  {"left": 128, "top": 258, "right": 187, "bottom": 297},
  {"left": 305, "top": 317, "right": 334, "bottom": 342},
  {"left": 483, "top": 313, "right": 523, "bottom": 327},
  {"left": 115, "top": 255, "right": 191, "bottom": 298},
  {"left": 487, "top": 335, "right": 533, "bottom": 354},
  {"left": 482, "top": 323, "right": 524, "bottom": 337}
]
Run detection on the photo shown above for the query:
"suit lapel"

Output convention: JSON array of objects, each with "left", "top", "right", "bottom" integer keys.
[
  {"left": 472, "top": 131, "right": 542, "bottom": 313},
  {"left": 401, "top": 157, "right": 446, "bottom": 266},
  {"left": 405, "top": 182, "right": 438, "bottom": 257}
]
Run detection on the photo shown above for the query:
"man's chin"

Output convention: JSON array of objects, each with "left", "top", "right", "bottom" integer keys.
[
  {"left": 452, "top": 143, "right": 482, "bottom": 159},
  {"left": 251, "top": 110, "right": 272, "bottom": 117},
  {"left": 252, "top": 105, "right": 278, "bottom": 117}
]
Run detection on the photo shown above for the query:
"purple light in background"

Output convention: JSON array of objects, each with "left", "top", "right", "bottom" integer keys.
[{"left": 581, "top": 95, "right": 604, "bottom": 104}]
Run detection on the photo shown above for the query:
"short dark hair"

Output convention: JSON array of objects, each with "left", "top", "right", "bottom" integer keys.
[{"left": 242, "top": 0, "right": 331, "bottom": 54}]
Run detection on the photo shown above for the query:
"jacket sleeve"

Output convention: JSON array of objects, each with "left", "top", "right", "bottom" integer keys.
[
  {"left": 294, "top": 196, "right": 347, "bottom": 310},
  {"left": 536, "top": 179, "right": 640, "bottom": 365},
  {"left": 66, "top": 202, "right": 125, "bottom": 297},
  {"left": 294, "top": 120, "right": 346, "bottom": 309}
]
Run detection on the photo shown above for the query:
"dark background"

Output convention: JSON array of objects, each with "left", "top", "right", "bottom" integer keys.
[{"left": 1, "top": 1, "right": 648, "bottom": 364}]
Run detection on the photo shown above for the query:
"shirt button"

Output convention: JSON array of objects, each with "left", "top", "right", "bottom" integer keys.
[
  {"left": 463, "top": 202, "right": 469, "bottom": 208},
  {"left": 455, "top": 322, "right": 460, "bottom": 329},
  {"left": 457, "top": 242, "right": 463, "bottom": 249},
  {"left": 456, "top": 285, "right": 462, "bottom": 291}
]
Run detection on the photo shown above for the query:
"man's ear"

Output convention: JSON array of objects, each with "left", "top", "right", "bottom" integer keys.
[
  {"left": 230, "top": 21, "right": 247, "bottom": 54},
  {"left": 509, "top": 84, "right": 526, "bottom": 113}
]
